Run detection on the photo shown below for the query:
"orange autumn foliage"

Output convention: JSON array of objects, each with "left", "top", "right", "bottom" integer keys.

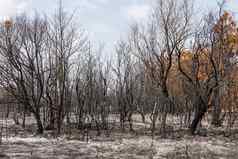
[{"left": 168, "top": 11, "right": 238, "bottom": 110}]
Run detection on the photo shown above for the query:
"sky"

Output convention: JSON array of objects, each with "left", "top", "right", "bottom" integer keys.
[{"left": 0, "top": 0, "right": 237, "bottom": 55}]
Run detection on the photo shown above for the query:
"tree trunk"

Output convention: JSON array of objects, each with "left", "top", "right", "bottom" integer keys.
[
  {"left": 57, "top": 113, "right": 61, "bottom": 135},
  {"left": 45, "top": 108, "right": 55, "bottom": 130},
  {"left": 190, "top": 102, "right": 207, "bottom": 135},
  {"left": 161, "top": 112, "right": 167, "bottom": 137},
  {"left": 50, "top": 108, "right": 55, "bottom": 128},
  {"left": 128, "top": 112, "right": 134, "bottom": 132},
  {"left": 22, "top": 110, "right": 26, "bottom": 128},
  {"left": 160, "top": 90, "right": 169, "bottom": 137},
  {"left": 120, "top": 111, "right": 126, "bottom": 132},
  {"left": 57, "top": 108, "right": 64, "bottom": 135},
  {"left": 34, "top": 112, "right": 44, "bottom": 134},
  {"left": 211, "top": 88, "right": 222, "bottom": 126}
]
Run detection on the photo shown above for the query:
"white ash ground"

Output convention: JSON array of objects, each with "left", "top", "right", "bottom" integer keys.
[
  {"left": 1, "top": 116, "right": 238, "bottom": 159},
  {"left": 1, "top": 132, "right": 238, "bottom": 159}
]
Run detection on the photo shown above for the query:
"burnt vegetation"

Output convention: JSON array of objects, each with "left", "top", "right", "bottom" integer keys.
[{"left": 0, "top": 0, "right": 238, "bottom": 143}]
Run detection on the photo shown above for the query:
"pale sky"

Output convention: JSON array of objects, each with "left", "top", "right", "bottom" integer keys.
[{"left": 0, "top": 0, "right": 237, "bottom": 54}]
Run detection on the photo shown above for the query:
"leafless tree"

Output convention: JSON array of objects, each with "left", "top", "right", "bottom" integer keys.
[
  {"left": 0, "top": 15, "right": 48, "bottom": 134},
  {"left": 131, "top": 0, "right": 193, "bottom": 136},
  {"left": 46, "top": 0, "right": 87, "bottom": 134}
]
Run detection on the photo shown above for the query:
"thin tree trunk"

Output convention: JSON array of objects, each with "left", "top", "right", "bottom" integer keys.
[
  {"left": 161, "top": 112, "right": 167, "bottom": 137},
  {"left": 57, "top": 109, "right": 63, "bottom": 135},
  {"left": 211, "top": 88, "right": 221, "bottom": 126}
]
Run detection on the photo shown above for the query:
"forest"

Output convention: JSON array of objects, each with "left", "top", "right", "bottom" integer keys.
[{"left": 0, "top": 0, "right": 238, "bottom": 158}]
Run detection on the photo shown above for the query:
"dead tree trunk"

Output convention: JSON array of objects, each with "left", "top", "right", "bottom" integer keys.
[
  {"left": 34, "top": 111, "right": 44, "bottom": 134},
  {"left": 190, "top": 98, "right": 208, "bottom": 135},
  {"left": 211, "top": 88, "right": 222, "bottom": 126}
]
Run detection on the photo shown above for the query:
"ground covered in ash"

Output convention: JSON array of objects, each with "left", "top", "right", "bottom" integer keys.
[
  {"left": 1, "top": 133, "right": 238, "bottom": 159},
  {"left": 1, "top": 118, "right": 238, "bottom": 159}
]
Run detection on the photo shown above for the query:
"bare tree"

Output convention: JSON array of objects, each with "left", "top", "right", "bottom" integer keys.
[
  {"left": 0, "top": 15, "right": 48, "bottom": 134},
  {"left": 47, "top": 0, "right": 86, "bottom": 134},
  {"left": 132, "top": 0, "right": 193, "bottom": 136}
]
